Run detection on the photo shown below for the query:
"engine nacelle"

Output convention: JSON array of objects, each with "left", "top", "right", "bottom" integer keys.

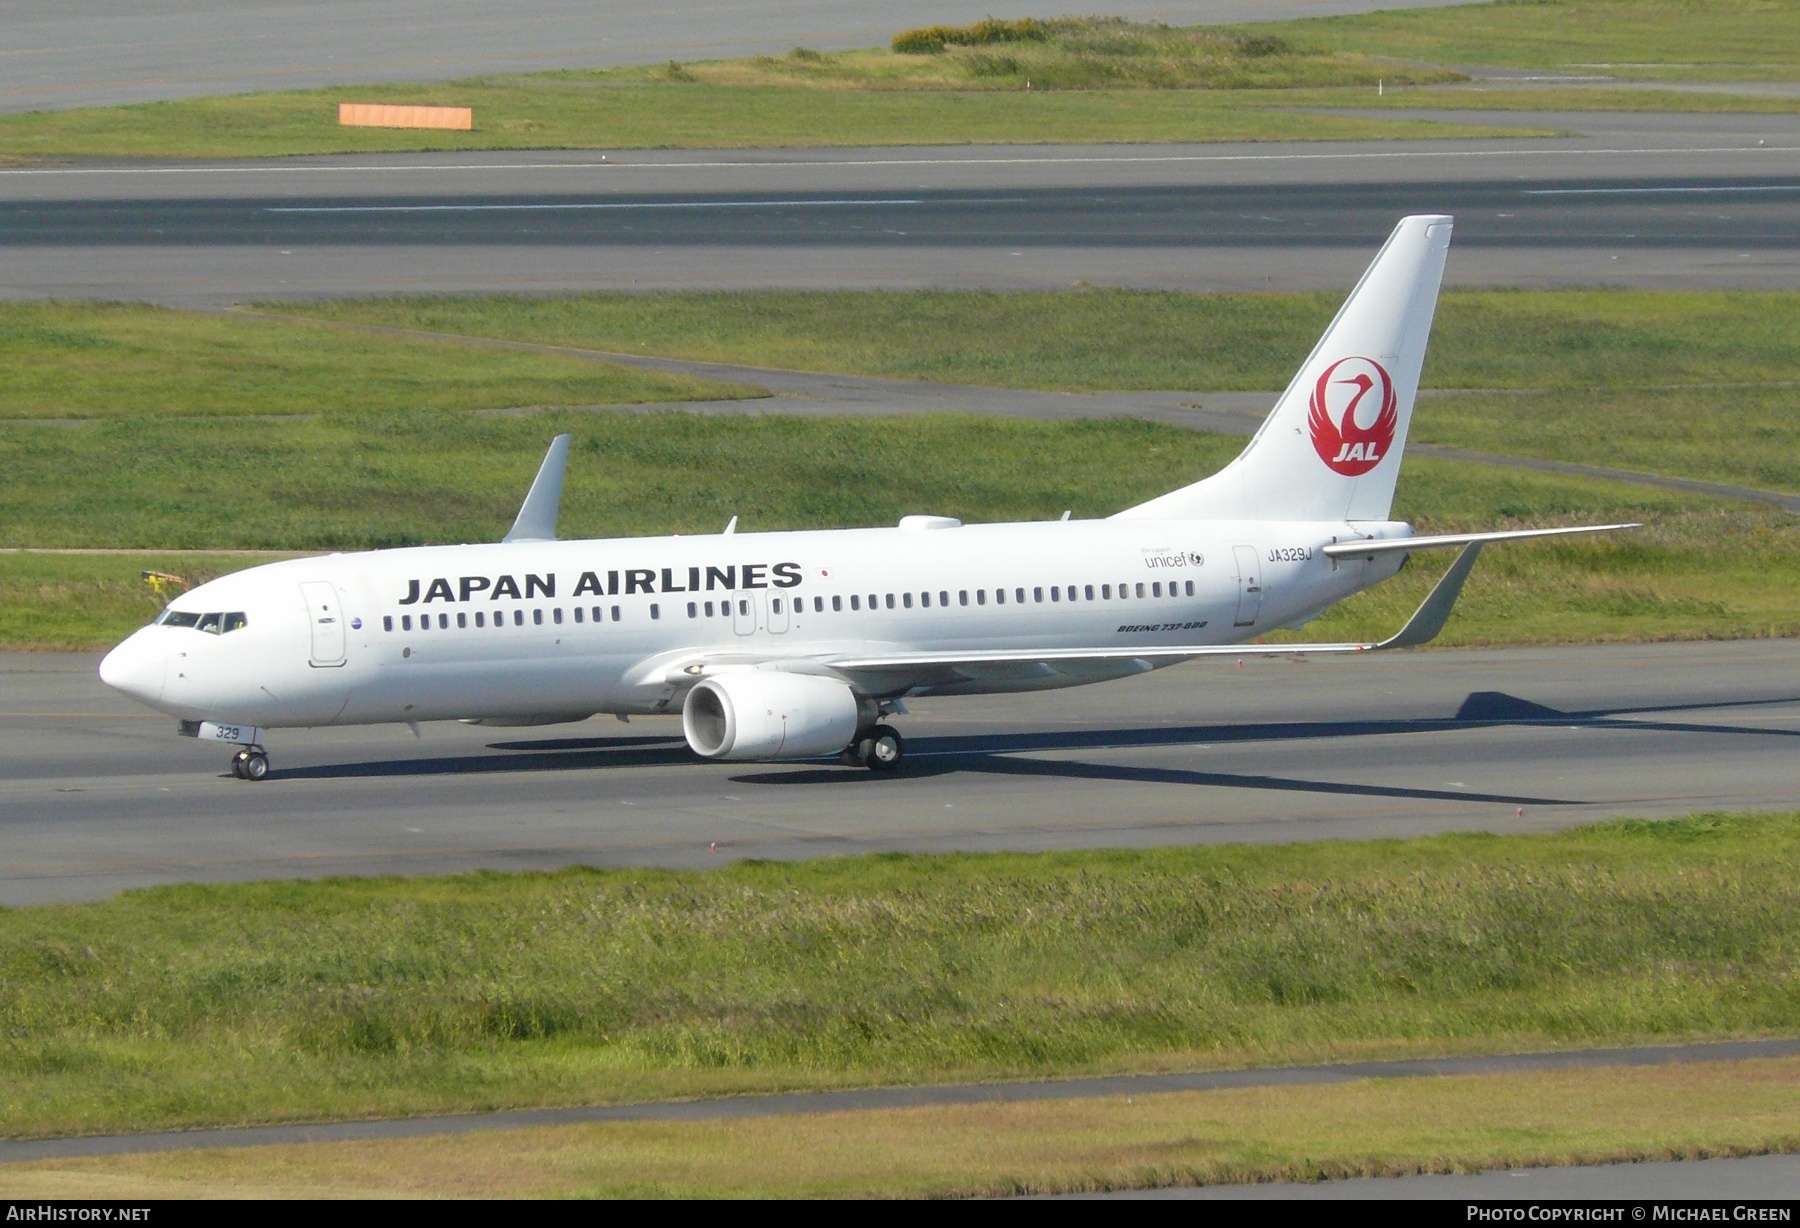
[{"left": 681, "top": 671, "right": 862, "bottom": 761}]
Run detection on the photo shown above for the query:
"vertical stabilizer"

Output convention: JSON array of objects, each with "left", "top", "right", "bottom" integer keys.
[{"left": 1114, "top": 215, "right": 1452, "bottom": 523}]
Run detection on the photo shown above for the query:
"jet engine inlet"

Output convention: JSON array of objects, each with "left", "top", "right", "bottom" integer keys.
[{"left": 681, "top": 672, "right": 862, "bottom": 761}]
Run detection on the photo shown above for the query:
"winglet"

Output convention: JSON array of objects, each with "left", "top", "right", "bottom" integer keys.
[
  {"left": 1376, "top": 541, "right": 1483, "bottom": 650},
  {"left": 503, "top": 434, "right": 571, "bottom": 543}
]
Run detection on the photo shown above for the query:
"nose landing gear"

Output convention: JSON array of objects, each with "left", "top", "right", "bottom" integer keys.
[{"left": 230, "top": 747, "right": 271, "bottom": 781}]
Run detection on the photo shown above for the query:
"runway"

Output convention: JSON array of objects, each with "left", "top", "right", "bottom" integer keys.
[
  {"left": 3, "top": 638, "right": 1796, "bottom": 907},
  {"left": 4, "top": 112, "right": 1797, "bottom": 302}
]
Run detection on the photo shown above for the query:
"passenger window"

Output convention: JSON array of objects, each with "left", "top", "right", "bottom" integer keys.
[
  {"left": 1136, "top": 583, "right": 1146, "bottom": 598},
  {"left": 833, "top": 596, "right": 842, "bottom": 612},
  {"left": 816, "top": 597, "right": 826, "bottom": 613},
  {"left": 1152, "top": 582, "right": 1162, "bottom": 598},
  {"left": 995, "top": 589, "right": 1005, "bottom": 605},
  {"left": 1033, "top": 587, "right": 1043, "bottom": 603},
  {"left": 610, "top": 606, "right": 621, "bottom": 622},
  {"left": 885, "top": 594, "right": 895, "bottom": 610},
  {"left": 1015, "top": 588, "right": 1025, "bottom": 604},
  {"left": 533, "top": 609, "right": 543, "bottom": 626},
  {"left": 476, "top": 611, "right": 486, "bottom": 627},
  {"left": 1185, "top": 580, "right": 1194, "bottom": 596},
  {"left": 650, "top": 603, "right": 661, "bottom": 620},
  {"left": 850, "top": 595, "right": 861, "bottom": 611},
  {"left": 572, "top": 608, "right": 582, "bottom": 624},
  {"left": 1085, "top": 585, "right": 1095, "bottom": 600},
  {"left": 436, "top": 613, "right": 446, "bottom": 629},
  {"left": 1102, "top": 585, "right": 1111, "bottom": 599},
  {"left": 197, "top": 612, "right": 221, "bottom": 634},
  {"left": 977, "top": 590, "right": 986, "bottom": 605},
  {"left": 553, "top": 608, "right": 563, "bottom": 625},
  {"left": 939, "top": 590, "right": 949, "bottom": 607},
  {"left": 904, "top": 593, "right": 914, "bottom": 609},
  {"left": 687, "top": 602, "right": 697, "bottom": 618},
  {"left": 1050, "top": 587, "right": 1060, "bottom": 602},
  {"left": 704, "top": 601, "right": 714, "bottom": 617},
  {"left": 457, "top": 612, "right": 467, "bottom": 628},
  {"left": 772, "top": 598, "right": 783, "bottom": 614},
  {"left": 383, "top": 615, "right": 394, "bottom": 632},
  {"left": 402, "top": 614, "right": 413, "bottom": 631},
  {"left": 514, "top": 610, "right": 524, "bottom": 626},
  {"left": 959, "top": 591, "right": 969, "bottom": 606},
  {"left": 223, "top": 612, "right": 248, "bottom": 633}
]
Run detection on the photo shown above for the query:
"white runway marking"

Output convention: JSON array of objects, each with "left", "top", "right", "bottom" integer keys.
[{"left": 264, "top": 197, "right": 933, "bottom": 213}]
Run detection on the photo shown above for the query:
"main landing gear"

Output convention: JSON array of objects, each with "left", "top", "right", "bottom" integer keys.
[
  {"left": 842, "top": 724, "right": 904, "bottom": 772},
  {"left": 230, "top": 746, "right": 270, "bottom": 781}
]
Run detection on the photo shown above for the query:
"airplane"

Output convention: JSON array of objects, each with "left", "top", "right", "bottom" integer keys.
[{"left": 99, "top": 215, "right": 1635, "bottom": 781}]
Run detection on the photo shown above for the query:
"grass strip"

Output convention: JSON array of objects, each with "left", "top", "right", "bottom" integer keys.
[
  {"left": 4, "top": 1059, "right": 1795, "bottom": 1197},
  {"left": 2, "top": 813, "right": 1799, "bottom": 1140},
  {"left": 3, "top": 413, "right": 1795, "bottom": 649},
  {"left": 0, "top": 302, "right": 754, "bottom": 420},
  {"left": 0, "top": 83, "right": 1526, "bottom": 161},
  {"left": 1288, "top": 0, "right": 1800, "bottom": 84},
  {"left": 286, "top": 288, "right": 1800, "bottom": 398},
  {"left": 283, "top": 289, "right": 1800, "bottom": 494}
]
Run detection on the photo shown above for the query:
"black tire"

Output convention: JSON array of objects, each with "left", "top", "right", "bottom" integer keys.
[
  {"left": 866, "top": 724, "right": 903, "bottom": 772},
  {"left": 230, "top": 751, "right": 247, "bottom": 779},
  {"left": 241, "top": 751, "right": 270, "bottom": 782}
]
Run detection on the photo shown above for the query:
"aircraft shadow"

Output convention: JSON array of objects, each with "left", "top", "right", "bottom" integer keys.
[{"left": 264, "top": 690, "right": 1798, "bottom": 788}]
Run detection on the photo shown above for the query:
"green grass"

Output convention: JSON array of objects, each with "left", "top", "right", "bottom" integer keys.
[
  {"left": 0, "top": 303, "right": 751, "bottom": 420},
  {"left": 288, "top": 289, "right": 1800, "bottom": 396},
  {"left": 283, "top": 289, "right": 1800, "bottom": 494},
  {"left": 0, "top": 82, "right": 1521, "bottom": 162},
  {"left": 1292, "top": 0, "right": 1800, "bottom": 83},
  {"left": 0, "top": 553, "right": 304, "bottom": 652},
  {"left": 2, "top": 813, "right": 1798, "bottom": 1139}
]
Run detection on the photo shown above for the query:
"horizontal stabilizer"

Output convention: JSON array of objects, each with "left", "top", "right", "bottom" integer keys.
[{"left": 1324, "top": 522, "right": 1640, "bottom": 558}]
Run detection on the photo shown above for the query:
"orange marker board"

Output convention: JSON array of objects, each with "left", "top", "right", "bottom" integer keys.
[{"left": 338, "top": 104, "right": 473, "bottom": 130}]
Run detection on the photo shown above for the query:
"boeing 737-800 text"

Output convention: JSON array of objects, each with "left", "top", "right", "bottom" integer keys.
[{"left": 99, "top": 216, "right": 1633, "bottom": 780}]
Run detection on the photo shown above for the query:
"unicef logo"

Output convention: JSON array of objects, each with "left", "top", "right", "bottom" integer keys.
[{"left": 1187, "top": 551, "right": 1204, "bottom": 566}]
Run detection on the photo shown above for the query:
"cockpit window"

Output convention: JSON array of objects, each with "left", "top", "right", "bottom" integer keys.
[{"left": 156, "top": 609, "right": 248, "bottom": 632}]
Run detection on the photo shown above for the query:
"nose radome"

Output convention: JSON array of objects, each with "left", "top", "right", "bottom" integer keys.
[{"left": 99, "top": 634, "right": 166, "bottom": 706}]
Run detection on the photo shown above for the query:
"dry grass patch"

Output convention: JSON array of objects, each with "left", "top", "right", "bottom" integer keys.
[{"left": 4, "top": 1058, "right": 1797, "bottom": 1198}]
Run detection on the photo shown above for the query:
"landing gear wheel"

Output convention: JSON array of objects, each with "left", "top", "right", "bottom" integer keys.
[
  {"left": 865, "top": 724, "right": 903, "bottom": 772},
  {"left": 230, "top": 751, "right": 247, "bottom": 779},
  {"left": 237, "top": 748, "right": 270, "bottom": 782}
]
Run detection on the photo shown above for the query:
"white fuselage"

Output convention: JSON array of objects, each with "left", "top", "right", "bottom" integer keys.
[{"left": 99, "top": 515, "right": 1409, "bottom": 731}]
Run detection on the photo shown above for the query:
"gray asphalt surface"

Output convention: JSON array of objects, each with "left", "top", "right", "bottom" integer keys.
[
  {"left": 5, "top": 112, "right": 1796, "bottom": 302},
  {"left": 4, "top": 638, "right": 1796, "bottom": 907},
  {"left": 2, "top": 0, "right": 1482, "bottom": 113},
  {"left": 3, "top": 1038, "right": 1793, "bottom": 1163}
]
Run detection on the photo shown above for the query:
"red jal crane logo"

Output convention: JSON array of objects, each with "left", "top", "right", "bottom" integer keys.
[{"left": 1307, "top": 356, "right": 1397, "bottom": 477}]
